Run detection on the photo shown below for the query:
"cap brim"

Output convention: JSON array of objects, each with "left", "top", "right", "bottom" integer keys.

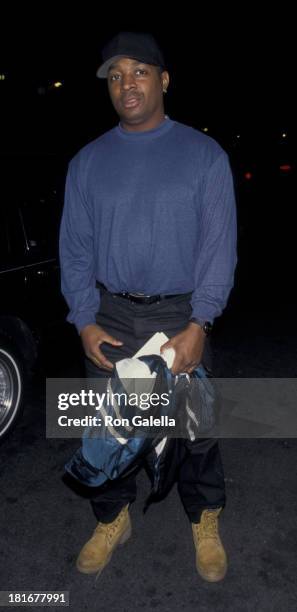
[
  {"left": 96, "top": 55, "right": 127, "bottom": 78},
  {"left": 96, "top": 54, "right": 164, "bottom": 78}
]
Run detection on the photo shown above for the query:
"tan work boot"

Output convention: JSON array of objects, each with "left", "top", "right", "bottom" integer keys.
[
  {"left": 192, "top": 508, "right": 227, "bottom": 582},
  {"left": 76, "top": 505, "right": 131, "bottom": 575}
]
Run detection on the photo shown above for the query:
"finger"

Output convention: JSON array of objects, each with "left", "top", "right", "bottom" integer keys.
[
  {"left": 171, "top": 360, "right": 183, "bottom": 375},
  {"left": 99, "top": 357, "right": 114, "bottom": 370},
  {"left": 160, "top": 340, "right": 173, "bottom": 353},
  {"left": 91, "top": 356, "right": 114, "bottom": 371},
  {"left": 186, "top": 362, "right": 200, "bottom": 374},
  {"left": 172, "top": 361, "right": 192, "bottom": 375},
  {"left": 101, "top": 334, "right": 123, "bottom": 346},
  {"left": 91, "top": 348, "right": 114, "bottom": 370}
]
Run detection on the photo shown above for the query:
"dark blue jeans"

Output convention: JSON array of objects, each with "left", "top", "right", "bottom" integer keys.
[{"left": 84, "top": 289, "right": 226, "bottom": 523}]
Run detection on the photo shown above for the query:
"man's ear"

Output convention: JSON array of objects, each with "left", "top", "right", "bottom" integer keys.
[{"left": 162, "top": 71, "right": 170, "bottom": 93}]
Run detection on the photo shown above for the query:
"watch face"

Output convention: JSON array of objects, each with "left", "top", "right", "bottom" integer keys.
[
  {"left": 203, "top": 321, "right": 212, "bottom": 335},
  {"left": 189, "top": 318, "right": 212, "bottom": 335}
]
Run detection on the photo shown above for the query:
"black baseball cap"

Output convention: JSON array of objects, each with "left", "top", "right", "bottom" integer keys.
[{"left": 96, "top": 31, "right": 167, "bottom": 79}]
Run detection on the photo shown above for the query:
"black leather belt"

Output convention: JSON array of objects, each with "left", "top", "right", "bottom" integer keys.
[{"left": 97, "top": 282, "right": 187, "bottom": 304}]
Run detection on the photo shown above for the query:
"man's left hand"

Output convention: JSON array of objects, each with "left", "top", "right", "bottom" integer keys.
[{"left": 160, "top": 321, "right": 206, "bottom": 375}]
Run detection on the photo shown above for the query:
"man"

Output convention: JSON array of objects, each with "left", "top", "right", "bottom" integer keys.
[{"left": 59, "top": 31, "right": 237, "bottom": 582}]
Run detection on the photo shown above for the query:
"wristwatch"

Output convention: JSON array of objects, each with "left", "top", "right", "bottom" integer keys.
[{"left": 189, "top": 318, "right": 213, "bottom": 336}]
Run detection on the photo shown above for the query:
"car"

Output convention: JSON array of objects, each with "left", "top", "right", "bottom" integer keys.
[{"left": 0, "top": 154, "right": 69, "bottom": 440}]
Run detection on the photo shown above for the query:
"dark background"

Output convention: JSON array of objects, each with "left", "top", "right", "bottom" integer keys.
[{"left": 1, "top": 9, "right": 295, "bottom": 152}]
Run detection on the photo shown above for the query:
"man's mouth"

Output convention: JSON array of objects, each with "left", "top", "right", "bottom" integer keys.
[{"left": 122, "top": 96, "right": 141, "bottom": 109}]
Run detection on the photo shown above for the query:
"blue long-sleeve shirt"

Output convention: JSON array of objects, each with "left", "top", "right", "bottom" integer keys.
[{"left": 59, "top": 116, "right": 237, "bottom": 333}]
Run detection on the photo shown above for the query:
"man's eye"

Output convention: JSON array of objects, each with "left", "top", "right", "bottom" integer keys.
[{"left": 109, "top": 69, "right": 147, "bottom": 82}]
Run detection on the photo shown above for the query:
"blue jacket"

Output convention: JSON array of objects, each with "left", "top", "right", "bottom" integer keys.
[{"left": 65, "top": 355, "right": 217, "bottom": 506}]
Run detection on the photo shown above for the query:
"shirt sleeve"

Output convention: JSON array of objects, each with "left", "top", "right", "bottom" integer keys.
[
  {"left": 59, "top": 158, "right": 100, "bottom": 333},
  {"left": 190, "top": 152, "right": 237, "bottom": 323}
]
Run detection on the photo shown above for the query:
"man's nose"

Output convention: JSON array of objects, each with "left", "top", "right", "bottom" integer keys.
[{"left": 121, "top": 73, "right": 137, "bottom": 90}]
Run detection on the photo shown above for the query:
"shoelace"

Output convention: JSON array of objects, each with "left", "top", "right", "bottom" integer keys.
[
  {"left": 194, "top": 511, "right": 219, "bottom": 540},
  {"left": 95, "top": 508, "right": 126, "bottom": 544}
]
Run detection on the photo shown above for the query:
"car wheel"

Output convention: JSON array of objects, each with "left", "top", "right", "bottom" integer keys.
[{"left": 0, "top": 341, "right": 24, "bottom": 441}]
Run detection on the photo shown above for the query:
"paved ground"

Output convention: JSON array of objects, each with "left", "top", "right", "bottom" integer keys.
[{"left": 1, "top": 297, "right": 297, "bottom": 612}]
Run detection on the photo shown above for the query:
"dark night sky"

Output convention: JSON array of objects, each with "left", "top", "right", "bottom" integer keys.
[{"left": 1, "top": 8, "right": 295, "bottom": 151}]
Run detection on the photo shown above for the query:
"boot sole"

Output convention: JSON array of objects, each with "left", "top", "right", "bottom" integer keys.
[
  {"left": 196, "top": 563, "right": 227, "bottom": 582},
  {"left": 76, "top": 522, "right": 132, "bottom": 576}
]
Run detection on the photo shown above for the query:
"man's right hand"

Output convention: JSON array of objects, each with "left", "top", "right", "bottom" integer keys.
[{"left": 79, "top": 324, "right": 123, "bottom": 371}]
